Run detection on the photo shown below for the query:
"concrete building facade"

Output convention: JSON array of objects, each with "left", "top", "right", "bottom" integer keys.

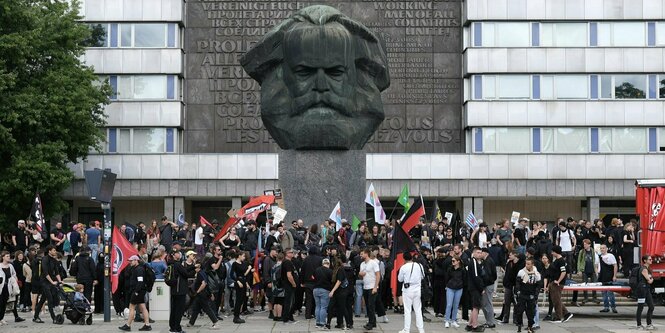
[{"left": 65, "top": 0, "right": 665, "bottom": 225}]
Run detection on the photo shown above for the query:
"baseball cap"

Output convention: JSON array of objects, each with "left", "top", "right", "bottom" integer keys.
[
  {"left": 186, "top": 250, "right": 197, "bottom": 257},
  {"left": 128, "top": 255, "right": 140, "bottom": 261}
]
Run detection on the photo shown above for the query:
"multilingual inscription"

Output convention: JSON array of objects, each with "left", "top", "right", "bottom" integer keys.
[{"left": 185, "top": 0, "right": 462, "bottom": 153}]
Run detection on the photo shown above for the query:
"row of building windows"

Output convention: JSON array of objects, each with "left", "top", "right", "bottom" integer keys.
[
  {"left": 106, "top": 128, "right": 177, "bottom": 153},
  {"left": 87, "top": 23, "right": 179, "bottom": 48},
  {"left": 107, "top": 75, "right": 178, "bottom": 101},
  {"left": 473, "top": 127, "right": 665, "bottom": 153},
  {"left": 472, "top": 22, "right": 665, "bottom": 48},
  {"left": 472, "top": 74, "right": 665, "bottom": 100}
]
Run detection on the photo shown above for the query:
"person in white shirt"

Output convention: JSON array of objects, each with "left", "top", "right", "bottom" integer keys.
[
  {"left": 194, "top": 224, "right": 204, "bottom": 256},
  {"left": 397, "top": 252, "right": 425, "bottom": 333},
  {"left": 555, "top": 222, "right": 576, "bottom": 278},
  {"left": 359, "top": 249, "right": 380, "bottom": 330}
]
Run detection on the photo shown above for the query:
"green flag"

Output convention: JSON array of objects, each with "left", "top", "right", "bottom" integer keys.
[
  {"left": 352, "top": 215, "right": 361, "bottom": 231},
  {"left": 398, "top": 184, "right": 410, "bottom": 210}
]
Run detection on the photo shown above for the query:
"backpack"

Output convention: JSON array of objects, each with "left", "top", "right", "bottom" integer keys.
[
  {"left": 272, "top": 264, "right": 283, "bottom": 289},
  {"left": 164, "top": 264, "right": 177, "bottom": 287},
  {"left": 143, "top": 264, "right": 156, "bottom": 292},
  {"left": 206, "top": 269, "right": 221, "bottom": 294},
  {"left": 629, "top": 266, "right": 643, "bottom": 290}
]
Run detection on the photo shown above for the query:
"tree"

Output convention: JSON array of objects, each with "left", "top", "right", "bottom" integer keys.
[{"left": 0, "top": 0, "right": 111, "bottom": 229}]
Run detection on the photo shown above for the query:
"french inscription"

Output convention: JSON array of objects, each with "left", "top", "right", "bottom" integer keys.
[{"left": 185, "top": 0, "right": 463, "bottom": 153}]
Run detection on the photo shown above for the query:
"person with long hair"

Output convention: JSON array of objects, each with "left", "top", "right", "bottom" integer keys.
[
  {"left": 327, "top": 256, "right": 353, "bottom": 329},
  {"left": 636, "top": 255, "right": 655, "bottom": 330},
  {"left": 13, "top": 251, "right": 29, "bottom": 312},
  {"left": 541, "top": 254, "right": 555, "bottom": 321},
  {"left": 0, "top": 251, "right": 25, "bottom": 325},
  {"left": 305, "top": 224, "right": 321, "bottom": 249},
  {"left": 621, "top": 223, "right": 636, "bottom": 276},
  {"left": 231, "top": 251, "right": 252, "bottom": 324},
  {"left": 444, "top": 255, "right": 465, "bottom": 328}
]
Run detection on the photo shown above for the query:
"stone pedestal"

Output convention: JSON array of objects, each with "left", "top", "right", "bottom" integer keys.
[{"left": 279, "top": 150, "right": 365, "bottom": 226}]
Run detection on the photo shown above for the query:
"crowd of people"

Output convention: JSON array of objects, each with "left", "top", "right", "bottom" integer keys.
[{"left": 0, "top": 214, "right": 658, "bottom": 332}]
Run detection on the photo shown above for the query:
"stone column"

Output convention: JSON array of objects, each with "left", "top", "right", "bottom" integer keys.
[
  {"left": 164, "top": 197, "right": 174, "bottom": 220},
  {"left": 279, "top": 150, "right": 365, "bottom": 226},
  {"left": 587, "top": 197, "right": 600, "bottom": 222},
  {"left": 462, "top": 197, "right": 483, "bottom": 220}
]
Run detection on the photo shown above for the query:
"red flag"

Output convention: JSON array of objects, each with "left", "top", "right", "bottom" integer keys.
[
  {"left": 253, "top": 250, "right": 262, "bottom": 284},
  {"left": 213, "top": 217, "right": 239, "bottom": 243},
  {"left": 400, "top": 196, "right": 425, "bottom": 232},
  {"left": 390, "top": 222, "right": 418, "bottom": 297},
  {"left": 236, "top": 195, "right": 275, "bottom": 219},
  {"left": 111, "top": 226, "right": 138, "bottom": 293},
  {"left": 200, "top": 216, "right": 213, "bottom": 228}
]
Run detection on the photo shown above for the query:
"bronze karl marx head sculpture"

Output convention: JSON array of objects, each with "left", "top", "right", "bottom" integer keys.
[{"left": 241, "top": 5, "right": 390, "bottom": 150}]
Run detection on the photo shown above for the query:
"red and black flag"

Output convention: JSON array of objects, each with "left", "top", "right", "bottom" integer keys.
[
  {"left": 390, "top": 221, "right": 418, "bottom": 297},
  {"left": 400, "top": 196, "right": 425, "bottom": 232}
]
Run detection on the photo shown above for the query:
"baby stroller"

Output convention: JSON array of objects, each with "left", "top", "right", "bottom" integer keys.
[{"left": 55, "top": 284, "right": 93, "bottom": 325}]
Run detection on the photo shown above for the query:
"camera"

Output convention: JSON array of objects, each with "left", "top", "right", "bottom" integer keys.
[{"left": 404, "top": 283, "right": 410, "bottom": 289}]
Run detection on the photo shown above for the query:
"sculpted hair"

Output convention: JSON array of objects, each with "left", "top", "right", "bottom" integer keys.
[{"left": 241, "top": 5, "right": 389, "bottom": 90}]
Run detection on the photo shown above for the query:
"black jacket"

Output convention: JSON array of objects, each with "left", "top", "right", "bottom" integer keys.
[
  {"left": 242, "top": 228, "right": 259, "bottom": 251},
  {"left": 503, "top": 256, "right": 525, "bottom": 288},
  {"left": 171, "top": 261, "right": 195, "bottom": 296},
  {"left": 128, "top": 264, "right": 146, "bottom": 293},
  {"left": 483, "top": 257, "right": 497, "bottom": 287},
  {"left": 301, "top": 251, "right": 323, "bottom": 286},
  {"left": 71, "top": 252, "right": 97, "bottom": 283},
  {"left": 466, "top": 258, "right": 485, "bottom": 292}
]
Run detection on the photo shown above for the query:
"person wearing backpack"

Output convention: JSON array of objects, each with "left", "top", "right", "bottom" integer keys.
[
  {"left": 635, "top": 255, "right": 655, "bottom": 330},
  {"left": 118, "top": 255, "right": 152, "bottom": 332},
  {"left": 271, "top": 253, "right": 285, "bottom": 321},
  {"left": 187, "top": 263, "right": 221, "bottom": 329}
]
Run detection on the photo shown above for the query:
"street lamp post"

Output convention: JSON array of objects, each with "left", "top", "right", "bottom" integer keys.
[{"left": 84, "top": 168, "right": 117, "bottom": 323}]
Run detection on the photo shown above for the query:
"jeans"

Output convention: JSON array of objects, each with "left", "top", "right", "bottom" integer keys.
[
  {"left": 534, "top": 304, "right": 540, "bottom": 326},
  {"left": 603, "top": 291, "right": 616, "bottom": 309},
  {"left": 354, "top": 280, "right": 364, "bottom": 316},
  {"left": 445, "top": 288, "right": 463, "bottom": 323},
  {"left": 313, "top": 288, "right": 330, "bottom": 325},
  {"left": 402, "top": 287, "right": 423, "bottom": 333},
  {"left": 362, "top": 289, "right": 377, "bottom": 326},
  {"left": 88, "top": 244, "right": 99, "bottom": 264}
]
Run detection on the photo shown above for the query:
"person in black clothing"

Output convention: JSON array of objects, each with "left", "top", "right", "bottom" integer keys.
[
  {"left": 480, "top": 248, "right": 498, "bottom": 328},
  {"left": 135, "top": 222, "right": 147, "bottom": 246},
  {"left": 514, "top": 258, "right": 541, "bottom": 333},
  {"left": 231, "top": 251, "right": 253, "bottom": 324},
  {"left": 168, "top": 249, "right": 196, "bottom": 333},
  {"left": 636, "top": 255, "right": 655, "bottom": 330},
  {"left": 187, "top": 262, "right": 222, "bottom": 329},
  {"left": 313, "top": 258, "right": 332, "bottom": 327},
  {"left": 205, "top": 245, "right": 226, "bottom": 318},
  {"left": 118, "top": 255, "right": 151, "bottom": 332},
  {"left": 301, "top": 247, "right": 323, "bottom": 320},
  {"left": 281, "top": 248, "right": 298, "bottom": 323},
  {"left": 432, "top": 247, "right": 448, "bottom": 317},
  {"left": 326, "top": 256, "right": 353, "bottom": 329},
  {"left": 262, "top": 247, "right": 278, "bottom": 318},
  {"left": 12, "top": 220, "right": 29, "bottom": 254},
  {"left": 33, "top": 245, "right": 62, "bottom": 324},
  {"left": 94, "top": 252, "right": 105, "bottom": 314},
  {"left": 70, "top": 247, "right": 97, "bottom": 301},
  {"left": 465, "top": 247, "right": 485, "bottom": 332},
  {"left": 158, "top": 216, "right": 176, "bottom": 249},
  {"left": 241, "top": 221, "right": 259, "bottom": 257},
  {"left": 496, "top": 250, "right": 524, "bottom": 324}
]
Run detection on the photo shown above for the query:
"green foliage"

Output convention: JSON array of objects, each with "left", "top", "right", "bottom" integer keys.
[
  {"left": 0, "top": 0, "right": 111, "bottom": 228},
  {"left": 614, "top": 82, "right": 645, "bottom": 99}
]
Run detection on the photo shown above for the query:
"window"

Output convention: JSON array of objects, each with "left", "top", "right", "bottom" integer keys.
[
  {"left": 614, "top": 75, "right": 647, "bottom": 99},
  {"left": 113, "top": 75, "right": 172, "bottom": 100},
  {"left": 597, "top": 22, "right": 646, "bottom": 47},
  {"left": 541, "top": 128, "right": 588, "bottom": 153},
  {"left": 134, "top": 24, "right": 167, "bottom": 47},
  {"left": 475, "top": 75, "right": 531, "bottom": 100},
  {"left": 90, "top": 23, "right": 177, "bottom": 48},
  {"left": 476, "top": 128, "right": 531, "bottom": 153},
  {"left": 538, "top": 75, "right": 588, "bottom": 99},
  {"left": 659, "top": 128, "right": 665, "bottom": 152},
  {"left": 540, "top": 23, "right": 587, "bottom": 47},
  {"left": 599, "top": 128, "right": 648, "bottom": 153},
  {"left": 600, "top": 75, "right": 613, "bottom": 99},
  {"left": 480, "top": 22, "right": 530, "bottom": 47},
  {"left": 108, "top": 128, "right": 176, "bottom": 153}
]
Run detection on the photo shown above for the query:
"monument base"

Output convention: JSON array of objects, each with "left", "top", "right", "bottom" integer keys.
[{"left": 279, "top": 150, "right": 366, "bottom": 227}]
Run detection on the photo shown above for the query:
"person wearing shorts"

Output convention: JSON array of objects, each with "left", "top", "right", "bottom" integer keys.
[{"left": 118, "top": 256, "right": 151, "bottom": 332}]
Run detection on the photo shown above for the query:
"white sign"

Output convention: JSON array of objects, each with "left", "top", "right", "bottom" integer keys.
[
  {"left": 444, "top": 212, "right": 453, "bottom": 223},
  {"left": 511, "top": 211, "right": 521, "bottom": 225},
  {"left": 273, "top": 207, "right": 287, "bottom": 224}
]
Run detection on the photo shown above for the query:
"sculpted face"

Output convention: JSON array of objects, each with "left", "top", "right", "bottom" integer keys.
[{"left": 241, "top": 5, "right": 390, "bottom": 150}]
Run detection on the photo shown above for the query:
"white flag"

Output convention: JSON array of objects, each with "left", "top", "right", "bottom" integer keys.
[
  {"left": 329, "top": 201, "right": 342, "bottom": 230},
  {"left": 365, "top": 183, "right": 386, "bottom": 224}
]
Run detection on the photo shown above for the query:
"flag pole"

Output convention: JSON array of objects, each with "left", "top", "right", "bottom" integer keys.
[{"left": 387, "top": 199, "right": 400, "bottom": 222}]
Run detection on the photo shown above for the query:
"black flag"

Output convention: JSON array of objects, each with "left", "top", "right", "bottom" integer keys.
[{"left": 30, "top": 193, "right": 46, "bottom": 242}]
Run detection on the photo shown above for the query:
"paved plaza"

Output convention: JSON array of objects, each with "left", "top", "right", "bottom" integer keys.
[{"left": 3, "top": 305, "right": 663, "bottom": 333}]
